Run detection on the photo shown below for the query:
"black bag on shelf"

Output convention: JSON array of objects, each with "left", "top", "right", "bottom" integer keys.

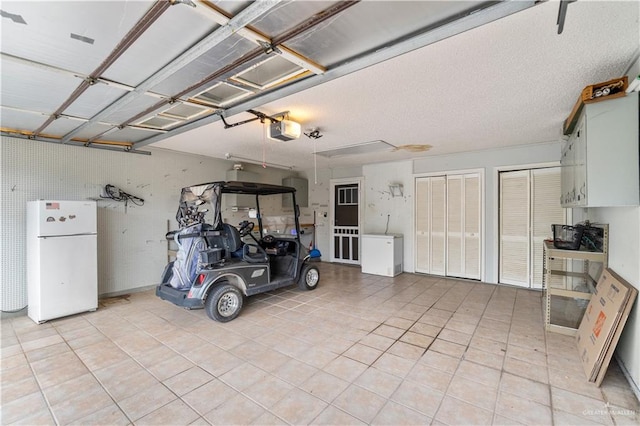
[{"left": 552, "top": 224, "right": 585, "bottom": 250}]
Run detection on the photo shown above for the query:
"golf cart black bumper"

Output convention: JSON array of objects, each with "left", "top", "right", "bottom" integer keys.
[{"left": 155, "top": 284, "right": 204, "bottom": 309}]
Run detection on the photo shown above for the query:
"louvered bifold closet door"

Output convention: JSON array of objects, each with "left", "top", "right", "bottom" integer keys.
[
  {"left": 446, "top": 175, "right": 464, "bottom": 278},
  {"left": 430, "top": 177, "right": 447, "bottom": 275},
  {"left": 415, "top": 178, "right": 430, "bottom": 273},
  {"left": 500, "top": 170, "right": 530, "bottom": 287},
  {"left": 464, "top": 174, "right": 481, "bottom": 279},
  {"left": 532, "top": 168, "right": 565, "bottom": 289}
]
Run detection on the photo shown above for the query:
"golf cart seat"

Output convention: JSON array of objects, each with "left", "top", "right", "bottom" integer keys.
[{"left": 222, "top": 223, "right": 243, "bottom": 257}]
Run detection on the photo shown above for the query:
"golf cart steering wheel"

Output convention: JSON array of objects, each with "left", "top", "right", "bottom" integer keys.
[{"left": 238, "top": 220, "right": 254, "bottom": 237}]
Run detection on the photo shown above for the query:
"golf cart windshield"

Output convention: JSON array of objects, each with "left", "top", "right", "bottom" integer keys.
[{"left": 174, "top": 181, "right": 299, "bottom": 234}]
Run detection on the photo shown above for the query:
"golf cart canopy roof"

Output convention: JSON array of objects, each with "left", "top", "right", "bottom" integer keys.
[{"left": 180, "top": 181, "right": 296, "bottom": 204}]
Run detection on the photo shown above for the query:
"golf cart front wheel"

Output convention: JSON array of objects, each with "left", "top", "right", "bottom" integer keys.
[
  {"left": 298, "top": 264, "right": 320, "bottom": 290},
  {"left": 205, "top": 284, "right": 243, "bottom": 322}
]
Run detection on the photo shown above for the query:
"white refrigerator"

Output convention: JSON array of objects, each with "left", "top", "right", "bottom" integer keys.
[{"left": 27, "top": 200, "right": 98, "bottom": 323}]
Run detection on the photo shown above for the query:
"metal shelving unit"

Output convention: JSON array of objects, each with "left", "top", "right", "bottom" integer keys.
[{"left": 543, "top": 225, "right": 608, "bottom": 335}]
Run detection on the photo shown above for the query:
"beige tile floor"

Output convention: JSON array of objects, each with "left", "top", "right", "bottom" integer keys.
[{"left": 2, "top": 263, "right": 639, "bottom": 425}]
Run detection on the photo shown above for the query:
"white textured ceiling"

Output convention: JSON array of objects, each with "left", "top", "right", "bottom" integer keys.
[{"left": 152, "top": 0, "right": 640, "bottom": 170}]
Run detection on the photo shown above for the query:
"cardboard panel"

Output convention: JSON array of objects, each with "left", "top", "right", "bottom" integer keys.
[{"left": 576, "top": 268, "right": 637, "bottom": 385}]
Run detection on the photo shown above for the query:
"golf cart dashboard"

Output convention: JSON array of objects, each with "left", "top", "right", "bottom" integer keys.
[{"left": 261, "top": 234, "right": 296, "bottom": 256}]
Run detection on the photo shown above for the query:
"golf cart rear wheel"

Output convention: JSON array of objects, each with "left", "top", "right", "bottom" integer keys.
[
  {"left": 298, "top": 264, "right": 320, "bottom": 290},
  {"left": 205, "top": 284, "right": 243, "bottom": 322}
]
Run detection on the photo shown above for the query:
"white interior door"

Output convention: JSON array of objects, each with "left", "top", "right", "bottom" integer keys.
[
  {"left": 499, "top": 167, "right": 565, "bottom": 288},
  {"left": 415, "top": 173, "right": 480, "bottom": 279}
]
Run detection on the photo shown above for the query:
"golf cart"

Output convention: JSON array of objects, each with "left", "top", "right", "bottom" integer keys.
[{"left": 155, "top": 181, "right": 319, "bottom": 322}]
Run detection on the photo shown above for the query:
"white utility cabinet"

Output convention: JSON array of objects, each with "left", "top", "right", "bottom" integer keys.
[
  {"left": 225, "top": 169, "right": 258, "bottom": 208},
  {"left": 361, "top": 234, "right": 403, "bottom": 277},
  {"left": 561, "top": 92, "right": 639, "bottom": 207},
  {"left": 282, "top": 176, "right": 308, "bottom": 207}
]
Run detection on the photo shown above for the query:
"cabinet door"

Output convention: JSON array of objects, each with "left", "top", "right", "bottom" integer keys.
[
  {"left": 573, "top": 117, "right": 587, "bottom": 206},
  {"left": 561, "top": 136, "right": 576, "bottom": 207}
]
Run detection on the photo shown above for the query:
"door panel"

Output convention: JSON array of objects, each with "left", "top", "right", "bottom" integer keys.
[
  {"left": 499, "top": 170, "right": 530, "bottom": 286},
  {"left": 39, "top": 235, "right": 97, "bottom": 319},
  {"left": 415, "top": 178, "right": 430, "bottom": 273},
  {"left": 447, "top": 175, "right": 463, "bottom": 277},
  {"left": 464, "top": 175, "right": 481, "bottom": 279},
  {"left": 430, "top": 177, "right": 447, "bottom": 275},
  {"left": 532, "top": 168, "right": 566, "bottom": 289}
]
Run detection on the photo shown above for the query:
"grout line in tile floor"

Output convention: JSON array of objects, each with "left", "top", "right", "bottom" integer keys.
[{"left": 2, "top": 263, "right": 639, "bottom": 425}]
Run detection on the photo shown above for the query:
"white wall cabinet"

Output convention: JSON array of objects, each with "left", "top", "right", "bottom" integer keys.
[
  {"left": 561, "top": 92, "right": 639, "bottom": 207},
  {"left": 282, "top": 176, "right": 308, "bottom": 207}
]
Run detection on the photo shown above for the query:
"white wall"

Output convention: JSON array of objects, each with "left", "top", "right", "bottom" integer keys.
[
  {"left": 362, "top": 160, "right": 415, "bottom": 271},
  {"left": 0, "top": 137, "right": 288, "bottom": 311},
  {"left": 587, "top": 57, "right": 640, "bottom": 395},
  {"left": 303, "top": 141, "right": 562, "bottom": 281},
  {"left": 302, "top": 166, "right": 364, "bottom": 262},
  {"left": 588, "top": 206, "right": 640, "bottom": 394}
]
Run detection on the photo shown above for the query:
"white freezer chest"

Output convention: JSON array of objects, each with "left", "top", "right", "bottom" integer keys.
[{"left": 361, "top": 234, "right": 403, "bottom": 277}]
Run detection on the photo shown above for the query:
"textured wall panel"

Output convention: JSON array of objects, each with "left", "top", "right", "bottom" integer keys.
[{"left": 1, "top": 137, "right": 297, "bottom": 311}]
